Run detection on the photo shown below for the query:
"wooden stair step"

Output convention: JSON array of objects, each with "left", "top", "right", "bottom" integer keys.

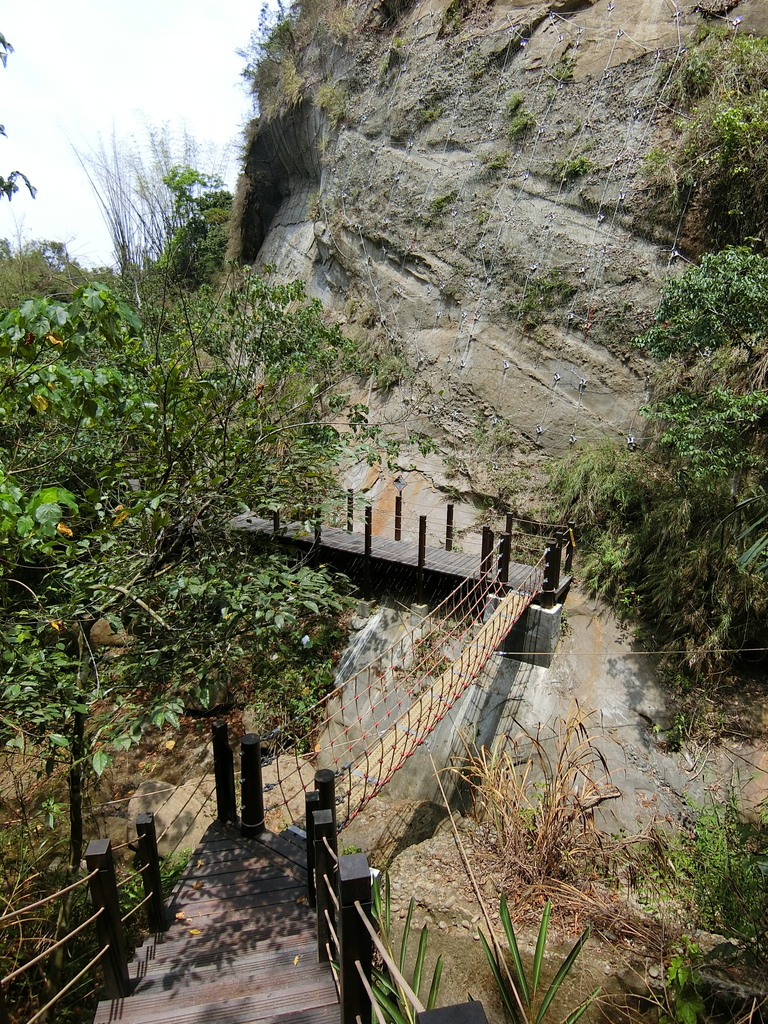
[
  {"left": 132, "top": 929, "right": 317, "bottom": 976},
  {"left": 129, "top": 954, "right": 332, "bottom": 1007},
  {"left": 133, "top": 917, "right": 315, "bottom": 968},
  {"left": 93, "top": 974, "right": 339, "bottom": 1024}
]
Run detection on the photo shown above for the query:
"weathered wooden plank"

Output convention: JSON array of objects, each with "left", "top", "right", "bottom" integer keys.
[
  {"left": 231, "top": 512, "right": 539, "bottom": 588},
  {"left": 93, "top": 982, "right": 339, "bottom": 1024},
  {"left": 133, "top": 923, "right": 316, "bottom": 972},
  {"left": 132, "top": 955, "right": 333, "bottom": 1004}
]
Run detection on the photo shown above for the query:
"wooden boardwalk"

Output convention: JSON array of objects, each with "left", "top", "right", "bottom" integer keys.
[
  {"left": 93, "top": 822, "right": 337, "bottom": 1024},
  {"left": 231, "top": 514, "right": 537, "bottom": 589}
]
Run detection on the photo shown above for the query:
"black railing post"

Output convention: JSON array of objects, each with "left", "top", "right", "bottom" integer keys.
[
  {"left": 272, "top": 510, "right": 280, "bottom": 533},
  {"left": 418, "top": 514, "right": 427, "bottom": 604},
  {"left": 313, "top": 809, "right": 335, "bottom": 963},
  {"left": 498, "top": 532, "right": 511, "bottom": 586},
  {"left": 347, "top": 489, "right": 354, "bottom": 532},
  {"left": 85, "top": 840, "right": 130, "bottom": 998},
  {"left": 364, "top": 505, "right": 373, "bottom": 599},
  {"left": 338, "top": 853, "right": 373, "bottom": 1024},
  {"left": 315, "top": 768, "right": 337, "bottom": 836},
  {"left": 136, "top": 813, "right": 168, "bottom": 934},
  {"left": 212, "top": 720, "right": 237, "bottom": 825},
  {"left": 417, "top": 1001, "right": 490, "bottom": 1024},
  {"left": 480, "top": 526, "right": 495, "bottom": 577},
  {"left": 541, "top": 536, "right": 562, "bottom": 608},
  {"left": 445, "top": 504, "right": 454, "bottom": 551},
  {"left": 394, "top": 493, "right": 402, "bottom": 542},
  {"left": 564, "top": 521, "right": 576, "bottom": 574},
  {"left": 241, "top": 733, "right": 265, "bottom": 838},
  {"left": 0, "top": 982, "right": 8, "bottom": 1024},
  {"left": 305, "top": 789, "right": 321, "bottom": 908},
  {"left": 505, "top": 512, "right": 514, "bottom": 536}
]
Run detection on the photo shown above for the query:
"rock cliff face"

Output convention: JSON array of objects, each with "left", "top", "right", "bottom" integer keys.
[{"left": 232, "top": 0, "right": 761, "bottom": 498}]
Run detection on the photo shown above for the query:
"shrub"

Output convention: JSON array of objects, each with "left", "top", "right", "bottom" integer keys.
[{"left": 553, "top": 154, "right": 597, "bottom": 181}]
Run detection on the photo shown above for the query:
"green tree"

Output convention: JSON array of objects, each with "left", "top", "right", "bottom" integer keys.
[
  {"left": 552, "top": 247, "right": 768, "bottom": 683},
  {"left": 0, "top": 237, "right": 108, "bottom": 307},
  {"left": 158, "top": 165, "right": 233, "bottom": 286},
  {"left": 1, "top": 268, "right": 360, "bottom": 867},
  {"left": 637, "top": 246, "right": 768, "bottom": 479}
]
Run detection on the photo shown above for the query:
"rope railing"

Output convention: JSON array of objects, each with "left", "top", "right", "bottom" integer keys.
[
  {"left": 1, "top": 909, "right": 104, "bottom": 986},
  {"left": 25, "top": 945, "right": 111, "bottom": 1024},
  {"left": 1, "top": 812, "right": 169, "bottom": 1023},
  {"left": 210, "top": 522, "right": 563, "bottom": 834},
  {"left": 354, "top": 901, "right": 426, "bottom": 1015},
  {"left": 0, "top": 869, "right": 98, "bottom": 925}
]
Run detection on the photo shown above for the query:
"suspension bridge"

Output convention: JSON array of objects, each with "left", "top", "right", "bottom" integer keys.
[{"left": 1, "top": 506, "right": 572, "bottom": 1024}]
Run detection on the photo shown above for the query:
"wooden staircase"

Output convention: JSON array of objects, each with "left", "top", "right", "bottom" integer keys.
[{"left": 92, "top": 821, "right": 339, "bottom": 1024}]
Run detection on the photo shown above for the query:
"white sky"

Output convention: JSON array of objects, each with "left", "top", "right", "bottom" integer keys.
[{"left": 0, "top": 1, "right": 262, "bottom": 268}]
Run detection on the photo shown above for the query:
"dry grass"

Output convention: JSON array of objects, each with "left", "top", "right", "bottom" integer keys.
[{"left": 458, "top": 705, "right": 620, "bottom": 888}]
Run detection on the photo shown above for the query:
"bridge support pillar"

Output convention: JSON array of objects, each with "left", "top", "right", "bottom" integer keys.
[{"left": 500, "top": 602, "right": 562, "bottom": 667}]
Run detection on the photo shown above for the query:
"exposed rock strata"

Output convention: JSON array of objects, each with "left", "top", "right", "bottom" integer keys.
[{"left": 232, "top": 0, "right": 763, "bottom": 487}]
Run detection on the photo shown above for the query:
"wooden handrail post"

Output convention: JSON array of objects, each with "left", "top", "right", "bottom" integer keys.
[
  {"left": 85, "top": 840, "right": 130, "bottom": 998},
  {"left": 480, "top": 526, "right": 494, "bottom": 577},
  {"left": 445, "top": 503, "right": 454, "bottom": 551},
  {"left": 305, "top": 789, "right": 321, "bottom": 908},
  {"left": 313, "top": 809, "right": 335, "bottom": 963},
  {"left": 498, "top": 532, "right": 511, "bottom": 586},
  {"left": 505, "top": 512, "right": 514, "bottom": 536},
  {"left": 272, "top": 509, "right": 280, "bottom": 533},
  {"left": 240, "top": 733, "right": 265, "bottom": 838},
  {"left": 364, "top": 505, "right": 373, "bottom": 599},
  {"left": 564, "top": 521, "right": 576, "bottom": 574},
  {"left": 418, "top": 514, "right": 427, "bottom": 604},
  {"left": 394, "top": 493, "right": 402, "bottom": 542},
  {"left": 136, "top": 813, "right": 168, "bottom": 934},
  {"left": 347, "top": 489, "right": 354, "bottom": 532},
  {"left": 417, "top": 1000, "right": 490, "bottom": 1024},
  {"left": 314, "top": 768, "right": 337, "bottom": 836},
  {"left": 212, "top": 720, "right": 237, "bottom": 825},
  {"left": 338, "top": 853, "right": 373, "bottom": 1024},
  {"left": 541, "top": 536, "right": 562, "bottom": 608}
]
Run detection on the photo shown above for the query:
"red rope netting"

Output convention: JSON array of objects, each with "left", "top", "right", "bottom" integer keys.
[{"left": 260, "top": 557, "right": 544, "bottom": 829}]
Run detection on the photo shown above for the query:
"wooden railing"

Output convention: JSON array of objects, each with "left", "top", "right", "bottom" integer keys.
[
  {"left": 0, "top": 813, "right": 168, "bottom": 1023},
  {"left": 264, "top": 498, "right": 575, "bottom": 606},
  {"left": 211, "top": 727, "right": 492, "bottom": 1024}
]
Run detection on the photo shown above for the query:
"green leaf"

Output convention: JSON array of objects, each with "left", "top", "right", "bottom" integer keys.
[
  {"left": 400, "top": 898, "right": 415, "bottom": 973},
  {"left": 412, "top": 925, "right": 428, "bottom": 999},
  {"left": 531, "top": 900, "right": 552, "bottom": 997},
  {"left": 34, "top": 501, "right": 62, "bottom": 529},
  {"left": 478, "top": 930, "right": 522, "bottom": 1024},
  {"left": 535, "top": 925, "right": 592, "bottom": 1024},
  {"left": 426, "top": 955, "right": 443, "bottom": 1011},
  {"left": 562, "top": 987, "right": 602, "bottom": 1024},
  {"left": 500, "top": 892, "right": 531, "bottom": 1008},
  {"left": 92, "top": 749, "right": 111, "bottom": 776}
]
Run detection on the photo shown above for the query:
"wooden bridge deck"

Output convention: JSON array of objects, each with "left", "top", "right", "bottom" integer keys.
[
  {"left": 93, "top": 822, "right": 337, "bottom": 1024},
  {"left": 232, "top": 514, "right": 538, "bottom": 590}
]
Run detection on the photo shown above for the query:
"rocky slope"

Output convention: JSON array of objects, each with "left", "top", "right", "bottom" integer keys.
[{"left": 231, "top": 0, "right": 767, "bottom": 495}]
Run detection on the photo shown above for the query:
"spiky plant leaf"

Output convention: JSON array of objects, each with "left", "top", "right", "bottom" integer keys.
[
  {"left": 399, "top": 898, "right": 415, "bottom": 973},
  {"left": 479, "top": 929, "right": 523, "bottom": 1024},
  {"left": 531, "top": 900, "right": 552, "bottom": 997},
  {"left": 562, "top": 986, "right": 602, "bottom": 1024},
  {"left": 500, "top": 892, "right": 531, "bottom": 1008},
  {"left": 535, "top": 925, "right": 592, "bottom": 1024},
  {"left": 427, "top": 955, "right": 443, "bottom": 1011},
  {"left": 412, "top": 924, "right": 428, "bottom": 997}
]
